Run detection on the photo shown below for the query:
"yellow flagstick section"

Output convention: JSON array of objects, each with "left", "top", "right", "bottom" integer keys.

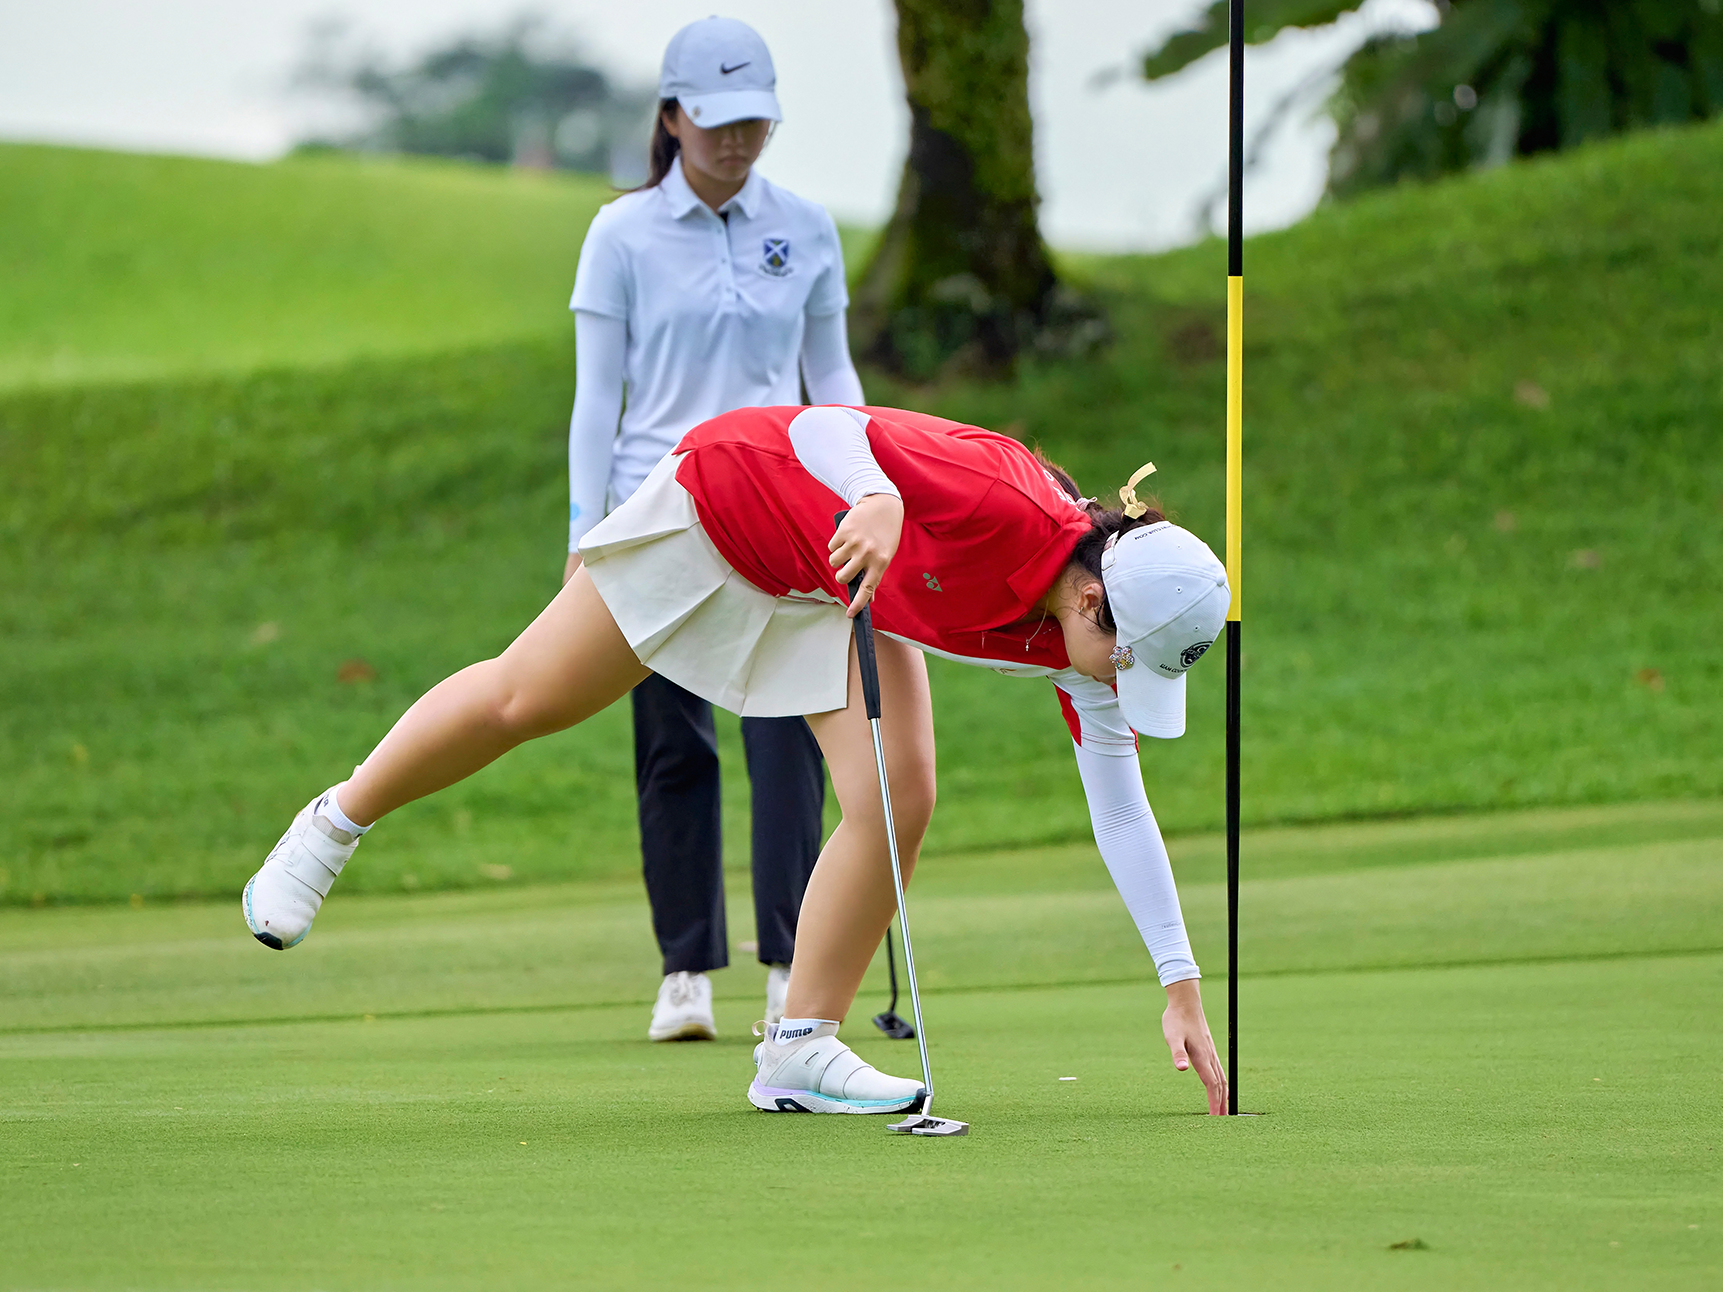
[{"left": 1226, "top": 275, "right": 1243, "bottom": 621}]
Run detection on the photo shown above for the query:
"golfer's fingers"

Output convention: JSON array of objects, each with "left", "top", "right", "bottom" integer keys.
[
  {"left": 1202, "top": 1061, "right": 1228, "bottom": 1118},
  {"left": 833, "top": 542, "right": 891, "bottom": 593},
  {"left": 845, "top": 566, "right": 887, "bottom": 618},
  {"left": 830, "top": 533, "right": 872, "bottom": 575},
  {"left": 1169, "top": 1036, "right": 1191, "bottom": 1073},
  {"left": 1192, "top": 1038, "right": 1228, "bottom": 1116}
]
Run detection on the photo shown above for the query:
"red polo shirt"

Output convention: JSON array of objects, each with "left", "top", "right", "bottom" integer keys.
[{"left": 673, "top": 406, "right": 1092, "bottom": 669}]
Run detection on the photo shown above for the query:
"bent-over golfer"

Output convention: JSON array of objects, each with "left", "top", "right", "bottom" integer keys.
[{"left": 245, "top": 404, "right": 1231, "bottom": 1117}]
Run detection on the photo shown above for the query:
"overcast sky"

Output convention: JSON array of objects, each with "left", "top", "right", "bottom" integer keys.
[{"left": 0, "top": 0, "right": 1434, "bottom": 251}]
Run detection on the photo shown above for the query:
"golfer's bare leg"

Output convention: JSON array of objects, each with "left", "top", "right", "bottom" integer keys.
[
  {"left": 338, "top": 568, "right": 648, "bottom": 824},
  {"left": 787, "top": 636, "right": 935, "bottom": 1022}
]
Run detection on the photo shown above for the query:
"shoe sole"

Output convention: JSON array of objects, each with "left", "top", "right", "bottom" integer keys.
[
  {"left": 748, "top": 1081, "right": 926, "bottom": 1115},
  {"left": 649, "top": 1020, "right": 717, "bottom": 1042}
]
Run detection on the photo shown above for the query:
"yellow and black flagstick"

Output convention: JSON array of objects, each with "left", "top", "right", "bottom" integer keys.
[{"left": 1225, "top": 0, "right": 1244, "bottom": 1116}]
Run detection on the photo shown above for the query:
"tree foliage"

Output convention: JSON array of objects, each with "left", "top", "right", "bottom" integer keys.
[
  {"left": 1141, "top": 0, "right": 1723, "bottom": 195},
  {"left": 295, "top": 16, "right": 653, "bottom": 176}
]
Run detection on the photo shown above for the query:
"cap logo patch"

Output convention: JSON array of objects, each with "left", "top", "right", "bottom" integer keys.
[
  {"left": 761, "top": 237, "right": 792, "bottom": 277},
  {"left": 720, "top": 61, "right": 751, "bottom": 75},
  {"left": 1109, "top": 644, "right": 1135, "bottom": 671},
  {"left": 1180, "top": 640, "right": 1213, "bottom": 669}
]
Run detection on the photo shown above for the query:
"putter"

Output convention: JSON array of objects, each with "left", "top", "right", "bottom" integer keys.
[
  {"left": 836, "top": 510, "right": 968, "bottom": 1137},
  {"left": 872, "top": 930, "right": 915, "bottom": 1040}
]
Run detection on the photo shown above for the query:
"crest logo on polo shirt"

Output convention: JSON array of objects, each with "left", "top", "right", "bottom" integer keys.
[{"left": 760, "top": 237, "right": 793, "bottom": 277}]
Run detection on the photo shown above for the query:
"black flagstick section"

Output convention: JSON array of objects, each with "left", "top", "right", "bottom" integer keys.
[
  {"left": 1226, "top": 628, "right": 1241, "bottom": 1115},
  {"left": 1226, "top": 0, "right": 1244, "bottom": 1117}
]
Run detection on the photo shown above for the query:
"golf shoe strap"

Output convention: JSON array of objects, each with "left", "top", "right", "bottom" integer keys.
[
  {"left": 276, "top": 802, "right": 360, "bottom": 897},
  {"left": 762, "top": 1032, "right": 919, "bottom": 1102}
]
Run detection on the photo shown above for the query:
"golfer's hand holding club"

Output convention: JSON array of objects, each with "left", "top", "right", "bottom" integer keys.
[{"left": 829, "top": 493, "right": 903, "bottom": 617}]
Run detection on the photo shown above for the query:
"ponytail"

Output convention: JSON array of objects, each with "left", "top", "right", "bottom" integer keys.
[
  {"left": 1034, "top": 448, "right": 1166, "bottom": 635},
  {"left": 635, "top": 99, "right": 681, "bottom": 190}
]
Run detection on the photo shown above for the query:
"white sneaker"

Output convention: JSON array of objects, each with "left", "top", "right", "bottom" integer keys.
[
  {"left": 649, "top": 971, "right": 717, "bottom": 1042},
  {"left": 242, "top": 791, "right": 362, "bottom": 950},
  {"left": 765, "top": 964, "right": 791, "bottom": 1025},
  {"left": 748, "top": 1021, "right": 925, "bottom": 1114}
]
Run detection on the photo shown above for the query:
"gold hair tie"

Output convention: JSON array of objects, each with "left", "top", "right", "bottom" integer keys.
[{"left": 1119, "top": 462, "right": 1157, "bottom": 518}]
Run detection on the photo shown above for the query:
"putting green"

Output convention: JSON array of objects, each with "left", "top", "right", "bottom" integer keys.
[{"left": 4, "top": 801, "right": 1721, "bottom": 1289}]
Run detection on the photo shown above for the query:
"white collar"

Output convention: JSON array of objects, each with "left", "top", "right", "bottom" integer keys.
[{"left": 663, "top": 155, "right": 763, "bottom": 221}]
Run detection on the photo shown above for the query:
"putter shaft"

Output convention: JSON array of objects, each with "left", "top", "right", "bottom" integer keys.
[
  {"left": 835, "top": 509, "right": 962, "bottom": 1133},
  {"left": 869, "top": 713, "right": 935, "bottom": 1108}
]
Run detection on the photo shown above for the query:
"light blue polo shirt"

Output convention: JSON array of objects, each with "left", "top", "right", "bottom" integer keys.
[{"left": 569, "top": 156, "right": 850, "bottom": 510}]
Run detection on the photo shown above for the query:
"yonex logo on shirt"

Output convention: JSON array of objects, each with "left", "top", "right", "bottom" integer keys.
[{"left": 922, "top": 573, "right": 944, "bottom": 591}]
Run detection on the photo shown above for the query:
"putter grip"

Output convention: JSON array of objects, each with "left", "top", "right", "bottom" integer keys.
[{"left": 834, "top": 510, "right": 883, "bottom": 721}]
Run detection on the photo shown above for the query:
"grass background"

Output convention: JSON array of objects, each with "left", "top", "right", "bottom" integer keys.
[
  {"left": 5, "top": 803, "right": 1720, "bottom": 1289},
  {"left": 3, "top": 124, "right": 1721, "bottom": 903},
  {"left": 0, "top": 147, "right": 600, "bottom": 389}
]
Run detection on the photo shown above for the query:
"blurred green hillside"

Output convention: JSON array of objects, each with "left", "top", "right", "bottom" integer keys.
[
  {"left": 0, "top": 146, "right": 608, "bottom": 389},
  {"left": 2, "top": 129, "right": 1719, "bottom": 905}
]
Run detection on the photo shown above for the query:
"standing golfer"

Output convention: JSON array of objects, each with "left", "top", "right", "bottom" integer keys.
[
  {"left": 244, "top": 404, "right": 1231, "bottom": 1117},
  {"left": 565, "top": 17, "right": 863, "bottom": 1041}
]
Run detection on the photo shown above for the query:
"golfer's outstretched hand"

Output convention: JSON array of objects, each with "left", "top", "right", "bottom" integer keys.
[
  {"left": 831, "top": 493, "right": 904, "bottom": 617},
  {"left": 1163, "top": 979, "right": 1228, "bottom": 1116}
]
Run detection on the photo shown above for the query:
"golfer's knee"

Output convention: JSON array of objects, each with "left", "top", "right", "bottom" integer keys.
[
  {"left": 491, "top": 668, "right": 576, "bottom": 739},
  {"left": 887, "top": 763, "right": 937, "bottom": 842}
]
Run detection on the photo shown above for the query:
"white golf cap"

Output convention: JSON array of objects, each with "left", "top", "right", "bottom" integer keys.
[
  {"left": 660, "top": 17, "right": 782, "bottom": 128},
  {"left": 1100, "top": 522, "right": 1231, "bottom": 739}
]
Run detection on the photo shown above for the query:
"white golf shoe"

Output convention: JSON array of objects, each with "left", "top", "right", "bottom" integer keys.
[
  {"left": 748, "top": 1021, "right": 925, "bottom": 1114},
  {"left": 649, "top": 971, "right": 717, "bottom": 1041},
  {"left": 242, "top": 791, "right": 363, "bottom": 950},
  {"left": 764, "top": 964, "right": 791, "bottom": 1025}
]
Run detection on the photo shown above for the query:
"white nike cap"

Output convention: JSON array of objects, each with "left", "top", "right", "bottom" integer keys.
[
  {"left": 1100, "top": 522, "right": 1231, "bottom": 739},
  {"left": 660, "top": 17, "right": 782, "bottom": 128}
]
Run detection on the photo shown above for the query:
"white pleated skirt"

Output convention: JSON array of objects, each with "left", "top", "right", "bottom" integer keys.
[{"left": 578, "top": 452, "right": 853, "bottom": 718}]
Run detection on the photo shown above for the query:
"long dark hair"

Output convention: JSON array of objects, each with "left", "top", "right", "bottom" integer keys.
[
  {"left": 1036, "top": 449, "right": 1165, "bottom": 635},
  {"left": 637, "top": 99, "right": 680, "bottom": 190}
]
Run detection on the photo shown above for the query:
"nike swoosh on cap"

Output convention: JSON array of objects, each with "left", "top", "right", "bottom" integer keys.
[{"left": 720, "top": 61, "right": 750, "bottom": 74}]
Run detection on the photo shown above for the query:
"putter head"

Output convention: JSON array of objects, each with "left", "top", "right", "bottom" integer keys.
[
  {"left": 889, "top": 1113, "right": 969, "bottom": 1137},
  {"left": 872, "top": 1010, "right": 916, "bottom": 1040}
]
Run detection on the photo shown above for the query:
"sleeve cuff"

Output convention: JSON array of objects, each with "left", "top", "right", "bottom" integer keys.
[{"left": 571, "top": 299, "right": 628, "bottom": 320}]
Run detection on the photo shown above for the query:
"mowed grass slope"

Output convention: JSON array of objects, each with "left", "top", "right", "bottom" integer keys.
[
  {"left": 4, "top": 804, "right": 1721, "bottom": 1289},
  {"left": 0, "top": 145, "right": 608, "bottom": 388},
  {"left": 2, "top": 125, "right": 1721, "bottom": 903}
]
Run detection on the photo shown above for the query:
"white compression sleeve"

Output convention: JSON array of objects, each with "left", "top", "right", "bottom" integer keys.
[
  {"left": 568, "top": 310, "right": 627, "bottom": 551},
  {"left": 799, "top": 310, "right": 865, "bottom": 406},
  {"left": 786, "top": 405, "right": 899, "bottom": 504},
  {"left": 1072, "top": 741, "right": 1200, "bottom": 986}
]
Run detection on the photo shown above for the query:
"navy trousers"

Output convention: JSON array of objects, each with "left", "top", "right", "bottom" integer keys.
[{"left": 631, "top": 673, "right": 825, "bottom": 975}]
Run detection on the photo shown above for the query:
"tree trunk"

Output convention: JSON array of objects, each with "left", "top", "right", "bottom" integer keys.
[{"left": 853, "top": 0, "right": 1062, "bottom": 379}]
